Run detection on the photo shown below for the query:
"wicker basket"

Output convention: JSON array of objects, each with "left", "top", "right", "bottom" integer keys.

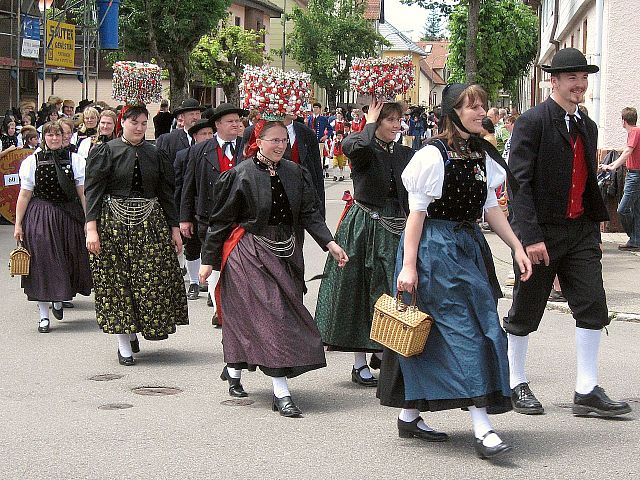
[
  {"left": 9, "top": 242, "right": 30, "bottom": 277},
  {"left": 371, "top": 291, "right": 433, "bottom": 357}
]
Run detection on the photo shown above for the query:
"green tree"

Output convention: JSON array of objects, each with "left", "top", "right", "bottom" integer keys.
[
  {"left": 114, "top": 0, "right": 231, "bottom": 105},
  {"left": 191, "top": 25, "right": 268, "bottom": 107},
  {"left": 288, "top": 0, "right": 387, "bottom": 110},
  {"left": 421, "top": 8, "right": 444, "bottom": 41},
  {"left": 447, "top": 0, "right": 538, "bottom": 100}
]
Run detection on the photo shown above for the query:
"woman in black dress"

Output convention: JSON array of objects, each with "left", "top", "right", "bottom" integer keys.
[
  {"left": 84, "top": 105, "right": 188, "bottom": 366},
  {"left": 199, "top": 120, "right": 348, "bottom": 417}
]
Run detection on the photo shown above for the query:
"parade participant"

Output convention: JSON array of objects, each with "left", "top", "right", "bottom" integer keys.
[
  {"left": 59, "top": 118, "right": 78, "bottom": 155},
  {"left": 175, "top": 118, "right": 215, "bottom": 301},
  {"left": 1, "top": 116, "right": 18, "bottom": 158},
  {"left": 378, "top": 83, "right": 530, "bottom": 459},
  {"left": 351, "top": 109, "right": 366, "bottom": 133},
  {"left": 330, "top": 111, "right": 345, "bottom": 135},
  {"left": 505, "top": 48, "right": 631, "bottom": 417},
  {"left": 20, "top": 126, "right": 39, "bottom": 150},
  {"left": 71, "top": 107, "right": 99, "bottom": 146},
  {"left": 62, "top": 100, "right": 75, "bottom": 118},
  {"left": 84, "top": 105, "right": 188, "bottom": 366},
  {"left": 315, "top": 99, "right": 412, "bottom": 387},
  {"left": 77, "top": 110, "right": 117, "bottom": 159},
  {"left": 14, "top": 121, "right": 92, "bottom": 333},
  {"left": 153, "top": 99, "right": 173, "bottom": 138},
  {"left": 330, "top": 130, "right": 347, "bottom": 181},
  {"left": 307, "top": 102, "right": 332, "bottom": 158},
  {"left": 600, "top": 107, "right": 640, "bottom": 251},
  {"left": 243, "top": 109, "right": 325, "bottom": 217},
  {"left": 156, "top": 98, "right": 205, "bottom": 163},
  {"left": 199, "top": 120, "right": 348, "bottom": 416},
  {"left": 181, "top": 103, "right": 246, "bottom": 326}
]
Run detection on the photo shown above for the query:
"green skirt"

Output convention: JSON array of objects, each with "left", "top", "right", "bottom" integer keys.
[
  {"left": 315, "top": 200, "right": 404, "bottom": 351},
  {"left": 91, "top": 198, "right": 189, "bottom": 340}
]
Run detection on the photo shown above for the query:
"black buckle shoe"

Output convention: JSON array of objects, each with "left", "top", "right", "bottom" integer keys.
[
  {"left": 38, "top": 318, "right": 50, "bottom": 333},
  {"left": 369, "top": 353, "right": 382, "bottom": 370},
  {"left": 62, "top": 301, "right": 74, "bottom": 309},
  {"left": 351, "top": 365, "right": 377, "bottom": 387},
  {"left": 117, "top": 349, "right": 135, "bottom": 366},
  {"left": 51, "top": 302, "right": 63, "bottom": 320},
  {"left": 187, "top": 283, "right": 199, "bottom": 300},
  {"left": 212, "top": 313, "right": 221, "bottom": 329},
  {"left": 511, "top": 382, "right": 544, "bottom": 414},
  {"left": 272, "top": 395, "right": 303, "bottom": 417},
  {"left": 573, "top": 386, "right": 632, "bottom": 417},
  {"left": 397, "top": 417, "right": 449, "bottom": 442},
  {"left": 130, "top": 336, "right": 140, "bottom": 353},
  {"left": 474, "top": 430, "right": 513, "bottom": 459},
  {"left": 220, "top": 366, "right": 248, "bottom": 397}
]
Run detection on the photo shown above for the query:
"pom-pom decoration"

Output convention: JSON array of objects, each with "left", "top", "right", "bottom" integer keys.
[
  {"left": 349, "top": 56, "right": 414, "bottom": 100},
  {"left": 240, "top": 66, "right": 311, "bottom": 119},
  {"left": 112, "top": 61, "right": 163, "bottom": 105}
]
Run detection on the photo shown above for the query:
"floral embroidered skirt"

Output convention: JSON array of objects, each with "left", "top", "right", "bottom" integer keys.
[{"left": 90, "top": 199, "right": 188, "bottom": 340}]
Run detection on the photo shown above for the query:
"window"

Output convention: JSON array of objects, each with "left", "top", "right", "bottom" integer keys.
[
  {"left": 582, "top": 18, "right": 588, "bottom": 53},
  {"left": 234, "top": 16, "right": 241, "bottom": 26}
]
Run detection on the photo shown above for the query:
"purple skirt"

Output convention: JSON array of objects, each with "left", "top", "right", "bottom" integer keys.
[
  {"left": 221, "top": 227, "right": 326, "bottom": 378},
  {"left": 21, "top": 198, "right": 92, "bottom": 302}
]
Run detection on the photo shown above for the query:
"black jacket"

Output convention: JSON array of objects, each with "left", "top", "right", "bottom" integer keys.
[
  {"left": 156, "top": 128, "right": 190, "bottom": 166},
  {"left": 174, "top": 147, "right": 190, "bottom": 210},
  {"left": 84, "top": 138, "right": 178, "bottom": 226},
  {"left": 153, "top": 111, "right": 173, "bottom": 139},
  {"left": 201, "top": 158, "right": 333, "bottom": 270},
  {"left": 509, "top": 97, "right": 608, "bottom": 246},
  {"left": 342, "top": 123, "right": 412, "bottom": 215},
  {"left": 180, "top": 136, "right": 244, "bottom": 223},
  {"left": 243, "top": 121, "right": 325, "bottom": 217}
]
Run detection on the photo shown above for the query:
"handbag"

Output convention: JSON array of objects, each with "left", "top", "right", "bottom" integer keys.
[
  {"left": 9, "top": 241, "right": 31, "bottom": 277},
  {"left": 370, "top": 291, "right": 433, "bottom": 357}
]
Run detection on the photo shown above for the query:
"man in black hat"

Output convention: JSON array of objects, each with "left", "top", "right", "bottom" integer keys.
[
  {"left": 180, "top": 103, "right": 246, "bottom": 325},
  {"left": 156, "top": 98, "right": 205, "bottom": 166},
  {"left": 174, "top": 118, "right": 215, "bottom": 300},
  {"left": 505, "top": 48, "right": 631, "bottom": 418}
]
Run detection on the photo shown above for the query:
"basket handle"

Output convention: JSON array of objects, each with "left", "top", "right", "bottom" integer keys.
[
  {"left": 16, "top": 240, "right": 24, "bottom": 249},
  {"left": 395, "top": 290, "right": 417, "bottom": 312}
]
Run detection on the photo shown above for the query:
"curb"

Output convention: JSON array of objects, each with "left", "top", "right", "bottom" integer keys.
[{"left": 501, "top": 287, "right": 640, "bottom": 324}]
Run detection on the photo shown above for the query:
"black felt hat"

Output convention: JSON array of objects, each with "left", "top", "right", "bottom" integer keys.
[
  {"left": 173, "top": 98, "right": 206, "bottom": 117},
  {"left": 541, "top": 48, "right": 599, "bottom": 74},
  {"left": 209, "top": 103, "right": 248, "bottom": 123},
  {"left": 187, "top": 118, "right": 214, "bottom": 137}
]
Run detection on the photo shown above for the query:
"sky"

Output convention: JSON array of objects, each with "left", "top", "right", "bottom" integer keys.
[{"left": 383, "top": 0, "right": 430, "bottom": 42}]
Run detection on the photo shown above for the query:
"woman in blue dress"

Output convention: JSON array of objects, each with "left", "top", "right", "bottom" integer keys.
[{"left": 380, "top": 84, "right": 532, "bottom": 459}]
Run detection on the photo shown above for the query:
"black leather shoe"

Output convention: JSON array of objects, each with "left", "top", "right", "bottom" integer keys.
[
  {"left": 272, "top": 395, "right": 303, "bottom": 417},
  {"left": 511, "top": 382, "right": 544, "bottom": 414},
  {"left": 117, "top": 349, "right": 135, "bottom": 366},
  {"left": 38, "top": 318, "right": 50, "bottom": 333},
  {"left": 351, "top": 365, "right": 377, "bottom": 387},
  {"left": 573, "top": 385, "right": 632, "bottom": 417},
  {"left": 207, "top": 293, "right": 213, "bottom": 307},
  {"left": 220, "top": 366, "right": 248, "bottom": 397},
  {"left": 51, "top": 302, "right": 63, "bottom": 320},
  {"left": 62, "top": 301, "right": 74, "bottom": 309},
  {"left": 187, "top": 283, "right": 199, "bottom": 300},
  {"left": 474, "top": 430, "right": 513, "bottom": 459},
  {"left": 369, "top": 353, "right": 382, "bottom": 370},
  {"left": 212, "top": 313, "right": 221, "bottom": 328},
  {"left": 397, "top": 417, "right": 449, "bottom": 442},
  {"left": 130, "top": 336, "right": 140, "bottom": 353}
]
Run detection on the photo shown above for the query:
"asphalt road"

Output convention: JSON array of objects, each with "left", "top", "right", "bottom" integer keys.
[{"left": 0, "top": 178, "right": 638, "bottom": 479}]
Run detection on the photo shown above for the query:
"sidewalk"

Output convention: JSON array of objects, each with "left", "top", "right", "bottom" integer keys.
[{"left": 484, "top": 230, "right": 640, "bottom": 323}]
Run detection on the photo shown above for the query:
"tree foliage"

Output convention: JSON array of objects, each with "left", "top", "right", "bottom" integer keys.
[
  {"left": 421, "top": 9, "right": 445, "bottom": 41},
  {"left": 115, "top": 0, "right": 231, "bottom": 105},
  {"left": 288, "top": 0, "right": 387, "bottom": 109},
  {"left": 447, "top": 0, "right": 538, "bottom": 100},
  {"left": 190, "top": 25, "right": 267, "bottom": 107}
]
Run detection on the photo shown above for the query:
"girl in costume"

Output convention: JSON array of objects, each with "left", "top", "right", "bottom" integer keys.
[{"left": 77, "top": 110, "right": 117, "bottom": 159}]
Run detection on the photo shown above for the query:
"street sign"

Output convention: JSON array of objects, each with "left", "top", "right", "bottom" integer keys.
[
  {"left": 21, "top": 39, "right": 40, "bottom": 59},
  {"left": 21, "top": 15, "right": 40, "bottom": 59},
  {"left": 45, "top": 20, "right": 76, "bottom": 69}
]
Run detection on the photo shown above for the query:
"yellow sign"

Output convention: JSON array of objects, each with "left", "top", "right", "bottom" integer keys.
[{"left": 45, "top": 20, "right": 75, "bottom": 68}]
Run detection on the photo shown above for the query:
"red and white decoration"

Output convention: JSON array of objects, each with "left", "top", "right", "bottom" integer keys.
[
  {"left": 350, "top": 56, "right": 414, "bottom": 99},
  {"left": 241, "top": 66, "right": 311, "bottom": 119},
  {"left": 112, "top": 61, "right": 163, "bottom": 105}
]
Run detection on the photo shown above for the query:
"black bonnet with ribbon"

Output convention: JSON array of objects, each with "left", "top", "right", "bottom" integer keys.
[{"left": 440, "top": 83, "right": 519, "bottom": 195}]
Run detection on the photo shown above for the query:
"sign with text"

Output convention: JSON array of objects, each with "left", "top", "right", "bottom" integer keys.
[
  {"left": 0, "top": 148, "right": 32, "bottom": 224},
  {"left": 21, "top": 15, "right": 40, "bottom": 58},
  {"left": 45, "top": 20, "right": 76, "bottom": 68}
]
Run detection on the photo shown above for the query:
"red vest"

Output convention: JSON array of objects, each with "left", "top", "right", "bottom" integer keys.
[
  {"left": 290, "top": 140, "right": 300, "bottom": 164},
  {"left": 217, "top": 145, "right": 235, "bottom": 172}
]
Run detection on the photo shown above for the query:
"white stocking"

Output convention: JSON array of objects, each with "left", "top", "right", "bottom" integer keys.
[
  {"left": 186, "top": 259, "right": 201, "bottom": 285},
  {"left": 207, "top": 270, "right": 220, "bottom": 309},
  {"left": 575, "top": 327, "right": 601, "bottom": 394},
  {"left": 37, "top": 302, "right": 49, "bottom": 319},
  {"left": 117, "top": 334, "right": 133, "bottom": 357},
  {"left": 353, "top": 352, "right": 373, "bottom": 379},
  {"left": 272, "top": 376, "right": 290, "bottom": 399},
  {"left": 469, "top": 406, "right": 501, "bottom": 447},
  {"left": 507, "top": 333, "right": 529, "bottom": 389},
  {"left": 226, "top": 366, "right": 241, "bottom": 379},
  {"left": 398, "top": 408, "right": 433, "bottom": 431}
]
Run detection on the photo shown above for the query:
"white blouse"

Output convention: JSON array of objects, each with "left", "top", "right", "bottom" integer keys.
[
  {"left": 402, "top": 144, "right": 505, "bottom": 213},
  {"left": 19, "top": 152, "right": 86, "bottom": 191},
  {"left": 76, "top": 137, "right": 92, "bottom": 159}
]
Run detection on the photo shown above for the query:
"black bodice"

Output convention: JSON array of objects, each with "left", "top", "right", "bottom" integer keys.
[
  {"left": 268, "top": 171, "right": 293, "bottom": 226},
  {"left": 32, "top": 150, "right": 75, "bottom": 203},
  {"left": 427, "top": 147, "right": 488, "bottom": 222}
]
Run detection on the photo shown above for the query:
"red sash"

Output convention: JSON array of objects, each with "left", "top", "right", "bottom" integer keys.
[
  {"left": 214, "top": 225, "right": 246, "bottom": 324},
  {"left": 337, "top": 191, "right": 354, "bottom": 228}
]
